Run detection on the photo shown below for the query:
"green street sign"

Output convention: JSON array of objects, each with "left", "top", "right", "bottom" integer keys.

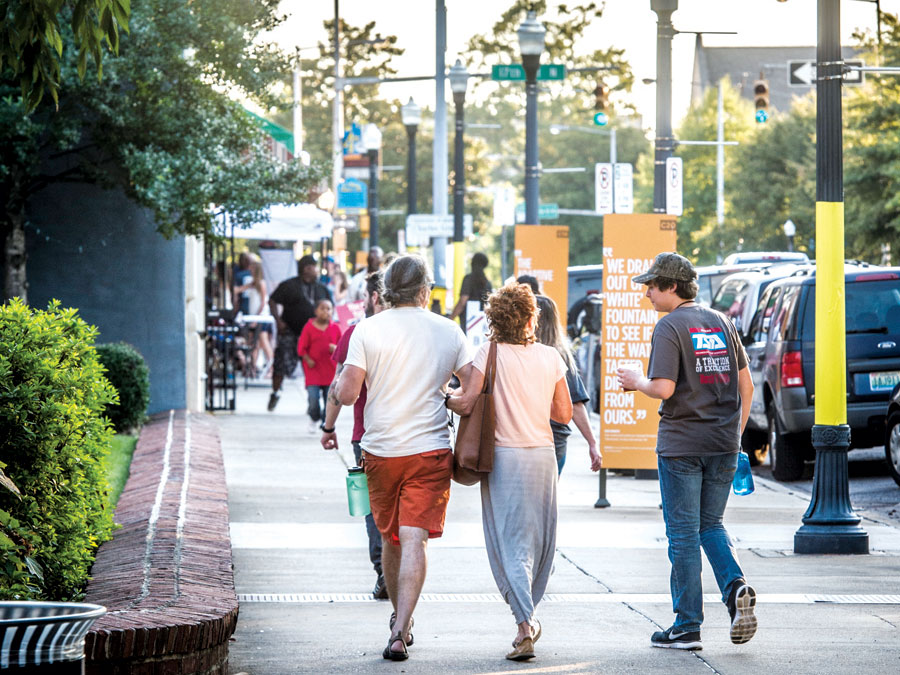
[
  {"left": 492, "top": 64, "right": 526, "bottom": 81},
  {"left": 515, "top": 202, "right": 559, "bottom": 221},
  {"left": 593, "top": 111, "right": 609, "bottom": 126},
  {"left": 538, "top": 64, "right": 566, "bottom": 80},
  {"left": 491, "top": 64, "right": 567, "bottom": 82}
]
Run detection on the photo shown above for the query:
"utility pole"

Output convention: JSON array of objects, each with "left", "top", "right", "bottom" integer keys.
[
  {"left": 331, "top": 0, "right": 343, "bottom": 200},
  {"left": 651, "top": 0, "right": 677, "bottom": 213},
  {"left": 716, "top": 83, "right": 725, "bottom": 262},
  {"left": 432, "top": 0, "right": 449, "bottom": 307}
]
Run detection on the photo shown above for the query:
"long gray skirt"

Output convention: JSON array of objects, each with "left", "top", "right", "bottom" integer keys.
[{"left": 480, "top": 445, "right": 558, "bottom": 625}]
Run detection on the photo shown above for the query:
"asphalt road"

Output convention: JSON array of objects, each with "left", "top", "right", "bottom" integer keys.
[{"left": 754, "top": 447, "right": 900, "bottom": 527}]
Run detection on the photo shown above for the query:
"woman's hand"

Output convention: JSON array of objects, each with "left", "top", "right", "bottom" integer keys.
[
  {"left": 588, "top": 444, "right": 602, "bottom": 472},
  {"left": 304, "top": 355, "right": 315, "bottom": 368},
  {"left": 328, "top": 343, "right": 337, "bottom": 354}
]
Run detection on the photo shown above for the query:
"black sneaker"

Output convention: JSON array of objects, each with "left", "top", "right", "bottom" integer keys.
[
  {"left": 650, "top": 627, "right": 702, "bottom": 650},
  {"left": 373, "top": 573, "right": 388, "bottom": 600},
  {"left": 727, "top": 581, "right": 758, "bottom": 645},
  {"left": 267, "top": 392, "right": 279, "bottom": 411}
]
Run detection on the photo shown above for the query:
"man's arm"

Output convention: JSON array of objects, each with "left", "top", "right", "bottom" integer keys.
[
  {"left": 738, "top": 365, "right": 753, "bottom": 434},
  {"left": 617, "top": 365, "right": 675, "bottom": 400},
  {"left": 320, "top": 364, "right": 344, "bottom": 450},
  {"left": 446, "top": 363, "right": 482, "bottom": 416},
  {"left": 335, "top": 365, "right": 366, "bottom": 406}
]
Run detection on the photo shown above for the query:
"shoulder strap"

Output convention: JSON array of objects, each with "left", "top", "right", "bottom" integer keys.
[{"left": 482, "top": 341, "right": 497, "bottom": 395}]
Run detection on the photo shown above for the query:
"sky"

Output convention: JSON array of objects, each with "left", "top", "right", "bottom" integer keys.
[{"left": 268, "top": 0, "right": 895, "bottom": 131}]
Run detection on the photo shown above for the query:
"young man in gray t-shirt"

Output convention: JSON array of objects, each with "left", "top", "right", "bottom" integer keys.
[{"left": 617, "top": 252, "right": 757, "bottom": 651}]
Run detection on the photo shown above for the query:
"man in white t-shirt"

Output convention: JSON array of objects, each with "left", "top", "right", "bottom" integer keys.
[{"left": 335, "top": 254, "right": 474, "bottom": 662}]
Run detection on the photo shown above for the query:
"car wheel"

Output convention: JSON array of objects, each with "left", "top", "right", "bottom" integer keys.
[
  {"left": 741, "top": 429, "right": 767, "bottom": 466},
  {"left": 885, "top": 411, "right": 900, "bottom": 488},
  {"left": 767, "top": 402, "right": 805, "bottom": 481}
]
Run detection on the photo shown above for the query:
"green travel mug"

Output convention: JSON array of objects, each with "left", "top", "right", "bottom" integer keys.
[{"left": 346, "top": 466, "right": 371, "bottom": 517}]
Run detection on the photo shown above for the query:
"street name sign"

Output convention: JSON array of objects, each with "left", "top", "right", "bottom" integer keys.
[
  {"left": 514, "top": 202, "right": 559, "bottom": 223},
  {"left": 788, "top": 59, "right": 864, "bottom": 87},
  {"left": 538, "top": 64, "right": 566, "bottom": 80},
  {"left": 492, "top": 64, "right": 525, "bottom": 81},
  {"left": 405, "top": 213, "right": 473, "bottom": 246},
  {"left": 595, "top": 163, "right": 613, "bottom": 214},
  {"left": 614, "top": 163, "right": 634, "bottom": 214},
  {"left": 491, "top": 63, "right": 567, "bottom": 81},
  {"left": 665, "top": 157, "right": 683, "bottom": 217}
]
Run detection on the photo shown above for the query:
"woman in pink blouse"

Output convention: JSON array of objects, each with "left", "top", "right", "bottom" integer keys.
[{"left": 448, "top": 283, "right": 572, "bottom": 661}]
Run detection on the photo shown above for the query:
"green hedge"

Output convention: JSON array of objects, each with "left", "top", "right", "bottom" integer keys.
[
  {"left": 0, "top": 299, "right": 117, "bottom": 600},
  {"left": 96, "top": 342, "right": 150, "bottom": 432}
]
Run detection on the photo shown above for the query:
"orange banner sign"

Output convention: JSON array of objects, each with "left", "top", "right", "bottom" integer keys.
[
  {"left": 513, "top": 225, "right": 569, "bottom": 313},
  {"left": 600, "top": 214, "right": 677, "bottom": 470}
]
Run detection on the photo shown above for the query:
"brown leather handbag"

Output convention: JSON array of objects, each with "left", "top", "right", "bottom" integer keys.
[{"left": 452, "top": 341, "right": 497, "bottom": 485}]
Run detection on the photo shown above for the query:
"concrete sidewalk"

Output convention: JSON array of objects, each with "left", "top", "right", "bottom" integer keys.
[{"left": 217, "top": 381, "right": 900, "bottom": 674}]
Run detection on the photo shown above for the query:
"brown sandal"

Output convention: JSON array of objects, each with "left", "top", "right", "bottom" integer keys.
[
  {"left": 383, "top": 632, "right": 408, "bottom": 661},
  {"left": 389, "top": 612, "right": 414, "bottom": 646}
]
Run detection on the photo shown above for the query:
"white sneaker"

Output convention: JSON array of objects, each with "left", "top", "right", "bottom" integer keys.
[{"left": 307, "top": 419, "right": 319, "bottom": 434}]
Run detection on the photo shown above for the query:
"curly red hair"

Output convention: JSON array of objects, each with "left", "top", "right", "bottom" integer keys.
[{"left": 484, "top": 283, "right": 538, "bottom": 345}]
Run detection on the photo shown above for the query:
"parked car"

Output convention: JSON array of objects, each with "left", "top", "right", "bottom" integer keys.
[
  {"left": 711, "top": 264, "right": 806, "bottom": 338},
  {"left": 741, "top": 263, "right": 900, "bottom": 481},
  {"left": 722, "top": 251, "right": 810, "bottom": 265},
  {"left": 695, "top": 262, "right": 773, "bottom": 306},
  {"left": 884, "top": 386, "right": 900, "bottom": 487},
  {"left": 568, "top": 264, "right": 603, "bottom": 310}
]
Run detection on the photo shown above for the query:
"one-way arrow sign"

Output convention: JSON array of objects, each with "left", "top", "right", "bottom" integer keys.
[{"left": 788, "top": 59, "right": 864, "bottom": 87}]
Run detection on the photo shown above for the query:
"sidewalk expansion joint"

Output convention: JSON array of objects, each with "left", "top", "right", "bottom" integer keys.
[{"left": 236, "top": 592, "right": 900, "bottom": 604}]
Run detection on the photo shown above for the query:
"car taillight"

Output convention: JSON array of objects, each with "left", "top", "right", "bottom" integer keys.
[{"left": 781, "top": 351, "right": 804, "bottom": 388}]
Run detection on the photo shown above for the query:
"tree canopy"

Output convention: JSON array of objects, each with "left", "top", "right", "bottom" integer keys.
[{"left": 1, "top": 0, "right": 328, "bottom": 301}]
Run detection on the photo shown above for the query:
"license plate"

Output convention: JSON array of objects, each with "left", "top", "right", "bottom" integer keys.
[{"left": 869, "top": 370, "right": 900, "bottom": 392}]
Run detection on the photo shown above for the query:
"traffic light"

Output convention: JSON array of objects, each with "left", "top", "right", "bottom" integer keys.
[
  {"left": 594, "top": 81, "right": 609, "bottom": 112},
  {"left": 753, "top": 77, "right": 770, "bottom": 123}
]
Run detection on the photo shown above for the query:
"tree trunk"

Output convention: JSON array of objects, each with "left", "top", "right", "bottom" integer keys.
[{"left": 3, "top": 209, "right": 28, "bottom": 304}]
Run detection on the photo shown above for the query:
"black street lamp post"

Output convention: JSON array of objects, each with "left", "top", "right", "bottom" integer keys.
[
  {"left": 651, "top": 0, "right": 677, "bottom": 213},
  {"left": 449, "top": 59, "right": 469, "bottom": 243},
  {"left": 517, "top": 11, "right": 546, "bottom": 225},
  {"left": 401, "top": 98, "right": 421, "bottom": 219},
  {"left": 794, "top": 0, "right": 868, "bottom": 555}
]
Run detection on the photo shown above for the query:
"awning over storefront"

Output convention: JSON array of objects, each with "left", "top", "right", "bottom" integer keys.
[{"left": 226, "top": 203, "right": 334, "bottom": 241}]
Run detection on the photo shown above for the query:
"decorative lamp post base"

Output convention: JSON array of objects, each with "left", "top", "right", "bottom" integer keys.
[{"left": 793, "top": 425, "right": 869, "bottom": 554}]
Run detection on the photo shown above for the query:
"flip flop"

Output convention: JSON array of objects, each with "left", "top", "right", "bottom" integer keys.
[
  {"left": 382, "top": 632, "right": 408, "bottom": 661},
  {"left": 506, "top": 636, "right": 535, "bottom": 661},
  {"left": 389, "top": 612, "right": 414, "bottom": 646},
  {"left": 532, "top": 619, "right": 542, "bottom": 643}
]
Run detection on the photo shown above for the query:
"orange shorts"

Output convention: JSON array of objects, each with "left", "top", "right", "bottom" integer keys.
[{"left": 362, "top": 449, "right": 453, "bottom": 545}]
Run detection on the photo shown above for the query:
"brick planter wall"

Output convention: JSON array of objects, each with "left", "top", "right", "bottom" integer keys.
[{"left": 84, "top": 410, "right": 238, "bottom": 675}]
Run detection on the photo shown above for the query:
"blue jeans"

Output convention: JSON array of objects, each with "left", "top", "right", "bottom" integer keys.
[
  {"left": 306, "top": 385, "right": 328, "bottom": 422},
  {"left": 657, "top": 453, "right": 745, "bottom": 632}
]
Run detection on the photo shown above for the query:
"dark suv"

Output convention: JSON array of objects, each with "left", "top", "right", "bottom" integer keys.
[{"left": 741, "top": 264, "right": 900, "bottom": 481}]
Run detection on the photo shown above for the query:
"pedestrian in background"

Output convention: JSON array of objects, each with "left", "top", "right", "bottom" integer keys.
[
  {"left": 516, "top": 274, "right": 540, "bottom": 295},
  {"left": 449, "top": 252, "right": 493, "bottom": 334},
  {"left": 267, "top": 255, "right": 331, "bottom": 411},
  {"left": 618, "top": 252, "right": 757, "bottom": 651},
  {"left": 320, "top": 271, "right": 387, "bottom": 599},
  {"left": 348, "top": 246, "right": 384, "bottom": 302},
  {"left": 448, "top": 283, "right": 572, "bottom": 662},
  {"left": 334, "top": 254, "right": 474, "bottom": 662},
  {"left": 297, "top": 298, "right": 341, "bottom": 434},
  {"left": 534, "top": 294, "right": 602, "bottom": 474}
]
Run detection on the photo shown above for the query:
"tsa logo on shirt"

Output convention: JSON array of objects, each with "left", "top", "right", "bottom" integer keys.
[{"left": 690, "top": 328, "right": 727, "bottom": 355}]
